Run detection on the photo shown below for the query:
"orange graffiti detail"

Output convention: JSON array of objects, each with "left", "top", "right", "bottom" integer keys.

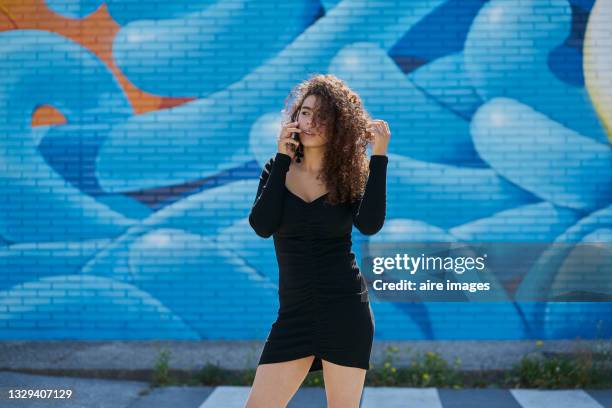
[
  {"left": 0, "top": 0, "right": 195, "bottom": 126},
  {"left": 32, "top": 105, "right": 67, "bottom": 127}
]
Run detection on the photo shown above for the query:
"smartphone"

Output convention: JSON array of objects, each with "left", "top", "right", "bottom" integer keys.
[
  {"left": 290, "top": 109, "right": 302, "bottom": 162},
  {"left": 291, "top": 109, "right": 301, "bottom": 143}
]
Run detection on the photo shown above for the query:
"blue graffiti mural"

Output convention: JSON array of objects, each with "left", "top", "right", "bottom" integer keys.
[{"left": 0, "top": 0, "right": 610, "bottom": 340}]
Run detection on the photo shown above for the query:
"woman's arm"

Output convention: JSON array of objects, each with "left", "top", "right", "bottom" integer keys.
[
  {"left": 248, "top": 152, "right": 292, "bottom": 238},
  {"left": 352, "top": 154, "right": 389, "bottom": 235}
]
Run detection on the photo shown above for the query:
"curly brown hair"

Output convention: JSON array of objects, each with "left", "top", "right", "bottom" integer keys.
[{"left": 282, "top": 74, "right": 374, "bottom": 206}]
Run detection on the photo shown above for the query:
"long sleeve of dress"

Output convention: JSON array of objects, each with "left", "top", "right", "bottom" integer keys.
[
  {"left": 248, "top": 152, "right": 292, "bottom": 238},
  {"left": 351, "top": 154, "right": 389, "bottom": 235}
]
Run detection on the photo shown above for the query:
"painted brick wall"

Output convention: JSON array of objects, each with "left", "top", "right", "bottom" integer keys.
[{"left": 0, "top": 0, "right": 610, "bottom": 340}]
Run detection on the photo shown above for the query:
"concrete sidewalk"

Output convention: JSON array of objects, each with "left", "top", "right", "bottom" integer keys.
[
  {"left": 1, "top": 339, "right": 608, "bottom": 374},
  {"left": 1, "top": 371, "right": 611, "bottom": 408}
]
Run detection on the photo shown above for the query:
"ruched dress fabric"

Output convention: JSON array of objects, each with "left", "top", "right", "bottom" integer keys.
[{"left": 248, "top": 152, "right": 388, "bottom": 373}]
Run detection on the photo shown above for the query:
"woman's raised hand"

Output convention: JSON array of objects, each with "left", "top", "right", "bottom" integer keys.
[
  {"left": 366, "top": 119, "right": 391, "bottom": 156},
  {"left": 277, "top": 121, "right": 301, "bottom": 158}
]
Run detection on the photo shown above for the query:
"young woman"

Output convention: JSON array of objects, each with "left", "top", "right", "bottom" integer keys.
[{"left": 246, "top": 74, "right": 391, "bottom": 408}]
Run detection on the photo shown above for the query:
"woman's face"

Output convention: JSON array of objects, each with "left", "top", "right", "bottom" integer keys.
[{"left": 296, "top": 94, "right": 328, "bottom": 147}]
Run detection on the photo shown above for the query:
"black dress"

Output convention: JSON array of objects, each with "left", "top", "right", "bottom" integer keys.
[{"left": 248, "top": 152, "right": 388, "bottom": 373}]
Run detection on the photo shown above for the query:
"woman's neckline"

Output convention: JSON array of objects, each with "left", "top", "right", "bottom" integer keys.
[{"left": 284, "top": 185, "right": 329, "bottom": 205}]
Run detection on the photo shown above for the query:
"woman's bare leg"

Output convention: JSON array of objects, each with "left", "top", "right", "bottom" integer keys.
[
  {"left": 322, "top": 359, "right": 366, "bottom": 408},
  {"left": 245, "top": 355, "right": 315, "bottom": 408}
]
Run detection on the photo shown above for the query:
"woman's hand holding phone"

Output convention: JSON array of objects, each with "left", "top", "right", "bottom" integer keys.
[{"left": 278, "top": 121, "right": 301, "bottom": 159}]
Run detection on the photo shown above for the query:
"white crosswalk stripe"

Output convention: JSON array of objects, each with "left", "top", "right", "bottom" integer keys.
[
  {"left": 361, "top": 387, "right": 444, "bottom": 408},
  {"left": 196, "top": 386, "right": 608, "bottom": 408},
  {"left": 199, "top": 385, "right": 251, "bottom": 407},
  {"left": 511, "top": 389, "right": 605, "bottom": 408}
]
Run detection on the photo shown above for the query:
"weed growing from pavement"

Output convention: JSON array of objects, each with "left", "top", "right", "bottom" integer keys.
[{"left": 151, "top": 347, "right": 175, "bottom": 387}]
